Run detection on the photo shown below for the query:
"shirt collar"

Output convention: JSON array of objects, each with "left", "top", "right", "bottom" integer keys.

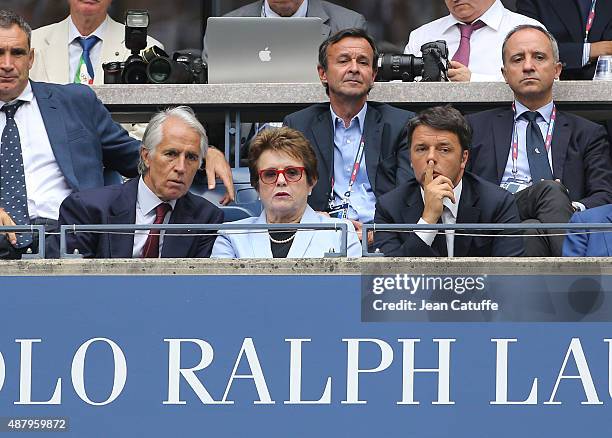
[
  {"left": 329, "top": 102, "right": 368, "bottom": 134},
  {"left": 419, "top": 179, "right": 463, "bottom": 219},
  {"left": 263, "top": 0, "right": 308, "bottom": 17},
  {"left": 138, "top": 177, "right": 177, "bottom": 215},
  {"left": 68, "top": 14, "right": 108, "bottom": 44},
  {"left": 0, "top": 81, "right": 34, "bottom": 108},
  {"left": 514, "top": 99, "right": 554, "bottom": 123},
  {"left": 443, "top": 0, "right": 503, "bottom": 32}
]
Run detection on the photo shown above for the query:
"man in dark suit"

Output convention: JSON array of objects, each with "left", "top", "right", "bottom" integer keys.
[
  {"left": 374, "top": 105, "right": 523, "bottom": 257},
  {"left": 202, "top": 0, "right": 366, "bottom": 60},
  {"left": 0, "top": 10, "right": 141, "bottom": 257},
  {"left": 58, "top": 106, "right": 223, "bottom": 258},
  {"left": 467, "top": 24, "right": 612, "bottom": 256},
  {"left": 563, "top": 203, "right": 612, "bottom": 256},
  {"left": 516, "top": 0, "right": 612, "bottom": 80},
  {"left": 284, "top": 28, "right": 414, "bottom": 243}
]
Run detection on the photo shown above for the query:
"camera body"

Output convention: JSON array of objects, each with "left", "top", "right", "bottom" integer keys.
[
  {"left": 147, "top": 50, "right": 207, "bottom": 84},
  {"left": 377, "top": 40, "right": 450, "bottom": 82},
  {"left": 103, "top": 10, "right": 207, "bottom": 84}
]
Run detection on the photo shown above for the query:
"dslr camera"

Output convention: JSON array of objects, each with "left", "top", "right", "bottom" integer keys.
[
  {"left": 103, "top": 10, "right": 207, "bottom": 84},
  {"left": 376, "top": 41, "right": 450, "bottom": 82}
]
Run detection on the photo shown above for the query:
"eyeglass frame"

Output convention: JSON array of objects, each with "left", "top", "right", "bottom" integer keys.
[{"left": 258, "top": 166, "right": 306, "bottom": 185}]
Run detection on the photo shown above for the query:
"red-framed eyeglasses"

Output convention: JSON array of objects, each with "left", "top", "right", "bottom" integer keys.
[{"left": 258, "top": 166, "right": 305, "bottom": 184}]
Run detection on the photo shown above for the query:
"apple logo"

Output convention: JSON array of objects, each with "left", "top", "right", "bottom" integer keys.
[{"left": 259, "top": 47, "right": 272, "bottom": 62}]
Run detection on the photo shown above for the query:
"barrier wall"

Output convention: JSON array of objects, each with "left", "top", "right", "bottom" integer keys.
[{"left": 1, "top": 258, "right": 612, "bottom": 436}]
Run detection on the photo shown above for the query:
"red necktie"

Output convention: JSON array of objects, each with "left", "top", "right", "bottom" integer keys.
[
  {"left": 141, "top": 203, "right": 171, "bottom": 258},
  {"left": 451, "top": 20, "right": 485, "bottom": 66}
]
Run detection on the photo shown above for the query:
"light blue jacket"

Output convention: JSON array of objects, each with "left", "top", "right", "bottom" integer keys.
[{"left": 211, "top": 205, "right": 362, "bottom": 258}]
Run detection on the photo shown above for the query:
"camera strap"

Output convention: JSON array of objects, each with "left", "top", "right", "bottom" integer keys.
[
  {"left": 510, "top": 102, "right": 557, "bottom": 177},
  {"left": 328, "top": 133, "right": 366, "bottom": 208},
  {"left": 584, "top": 0, "right": 598, "bottom": 43}
]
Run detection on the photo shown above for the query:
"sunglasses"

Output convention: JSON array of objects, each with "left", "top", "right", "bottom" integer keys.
[{"left": 258, "top": 166, "right": 305, "bottom": 184}]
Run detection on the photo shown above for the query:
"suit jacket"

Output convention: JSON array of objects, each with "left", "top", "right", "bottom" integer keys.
[
  {"left": 59, "top": 178, "right": 223, "bottom": 258},
  {"left": 374, "top": 172, "right": 524, "bottom": 257},
  {"left": 29, "top": 80, "right": 140, "bottom": 194},
  {"left": 516, "top": 0, "right": 612, "bottom": 79},
  {"left": 284, "top": 102, "right": 415, "bottom": 212},
  {"left": 203, "top": 0, "right": 366, "bottom": 60},
  {"left": 467, "top": 107, "right": 612, "bottom": 209},
  {"left": 211, "top": 205, "right": 361, "bottom": 258},
  {"left": 563, "top": 203, "right": 612, "bottom": 256},
  {"left": 31, "top": 15, "right": 163, "bottom": 85}
]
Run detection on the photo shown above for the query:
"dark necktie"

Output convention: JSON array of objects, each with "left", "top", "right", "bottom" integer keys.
[
  {"left": 1, "top": 100, "right": 32, "bottom": 248},
  {"left": 451, "top": 20, "right": 486, "bottom": 66},
  {"left": 141, "top": 203, "right": 172, "bottom": 258},
  {"left": 431, "top": 217, "right": 448, "bottom": 257},
  {"left": 75, "top": 36, "right": 100, "bottom": 83},
  {"left": 522, "top": 111, "right": 553, "bottom": 183}
]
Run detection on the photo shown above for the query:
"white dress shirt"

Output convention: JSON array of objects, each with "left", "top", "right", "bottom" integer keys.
[
  {"left": 404, "top": 0, "right": 544, "bottom": 81},
  {"left": 68, "top": 15, "right": 107, "bottom": 83},
  {"left": 132, "top": 177, "right": 177, "bottom": 257},
  {"left": 263, "top": 0, "right": 308, "bottom": 17},
  {"left": 416, "top": 180, "right": 463, "bottom": 257},
  {"left": 0, "top": 82, "right": 72, "bottom": 220}
]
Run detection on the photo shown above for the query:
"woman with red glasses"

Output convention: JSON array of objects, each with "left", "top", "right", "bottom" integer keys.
[{"left": 212, "top": 127, "right": 361, "bottom": 258}]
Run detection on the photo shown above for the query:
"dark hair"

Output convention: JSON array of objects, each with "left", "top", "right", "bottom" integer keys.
[
  {"left": 502, "top": 24, "right": 559, "bottom": 64},
  {"left": 407, "top": 105, "right": 472, "bottom": 152},
  {"left": 318, "top": 28, "right": 378, "bottom": 95},
  {"left": 248, "top": 127, "right": 318, "bottom": 191},
  {"left": 0, "top": 10, "right": 31, "bottom": 48}
]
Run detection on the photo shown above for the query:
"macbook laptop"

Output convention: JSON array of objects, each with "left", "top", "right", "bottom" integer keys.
[{"left": 206, "top": 17, "right": 324, "bottom": 84}]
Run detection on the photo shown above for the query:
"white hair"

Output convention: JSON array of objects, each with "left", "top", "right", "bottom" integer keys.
[{"left": 138, "top": 106, "right": 208, "bottom": 175}]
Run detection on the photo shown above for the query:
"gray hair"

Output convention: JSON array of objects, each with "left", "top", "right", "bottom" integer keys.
[
  {"left": 502, "top": 25, "right": 560, "bottom": 64},
  {"left": 0, "top": 10, "right": 32, "bottom": 47},
  {"left": 138, "top": 106, "right": 208, "bottom": 175}
]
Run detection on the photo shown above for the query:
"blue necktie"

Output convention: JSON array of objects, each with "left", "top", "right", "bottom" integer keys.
[
  {"left": 523, "top": 111, "right": 553, "bottom": 183},
  {"left": 77, "top": 36, "right": 100, "bottom": 81},
  {"left": 1, "top": 100, "right": 32, "bottom": 248}
]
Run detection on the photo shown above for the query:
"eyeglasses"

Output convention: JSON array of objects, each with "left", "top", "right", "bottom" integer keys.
[{"left": 258, "top": 166, "right": 305, "bottom": 184}]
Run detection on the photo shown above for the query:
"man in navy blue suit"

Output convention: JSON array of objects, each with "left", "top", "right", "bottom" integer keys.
[
  {"left": 374, "top": 105, "right": 524, "bottom": 257},
  {"left": 284, "top": 28, "right": 414, "bottom": 245},
  {"left": 58, "top": 106, "right": 223, "bottom": 258},
  {"left": 467, "top": 25, "right": 612, "bottom": 256},
  {"left": 0, "top": 10, "right": 143, "bottom": 257}
]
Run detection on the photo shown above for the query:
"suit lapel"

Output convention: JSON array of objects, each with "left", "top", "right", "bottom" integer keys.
[
  {"left": 401, "top": 182, "right": 425, "bottom": 224},
  {"left": 492, "top": 109, "right": 514, "bottom": 184},
  {"left": 287, "top": 207, "right": 318, "bottom": 258},
  {"left": 96, "top": 17, "right": 127, "bottom": 84},
  {"left": 108, "top": 178, "right": 138, "bottom": 257},
  {"left": 250, "top": 212, "right": 273, "bottom": 258},
  {"left": 31, "top": 81, "right": 79, "bottom": 190},
  {"left": 161, "top": 195, "right": 195, "bottom": 258},
  {"left": 45, "top": 17, "right": 71, "bottom": 83},
  {"left": 551, "top": 0, "right": 584, "bottom": 42},
  {"left": 550, "top": 111, "right": 571, "bottom": 181},
  {"left": 455, "top": 177, "right": 481, "bottom": 257},
  {"left": 363, "top": 105, "right": 383, "bottom": 193},
  {"left": 590, "top": 0, "right": 612, "bottom": 41},
  {"left": 307, "top": 0, "right": 331, "bottom": 39},
  {"left": 311, "top": 110, "right": 334, "bottom": 188}
]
